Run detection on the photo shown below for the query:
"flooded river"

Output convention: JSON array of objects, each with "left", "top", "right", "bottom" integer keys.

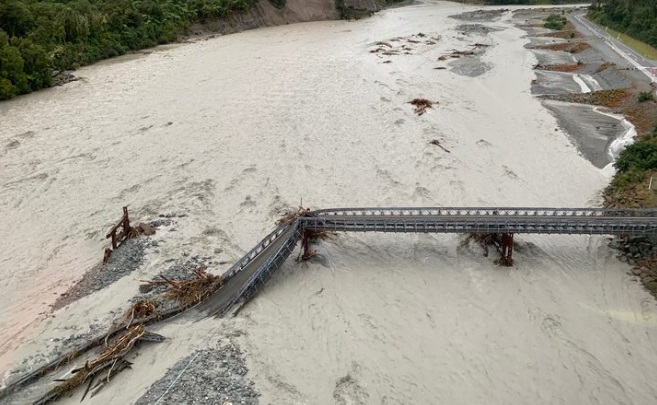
[{"left": 1, "top": 1, "right": 657, "bottom": 404}]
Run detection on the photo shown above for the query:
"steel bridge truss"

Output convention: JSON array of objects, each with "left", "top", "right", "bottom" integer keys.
[{"left": 298, "top": 206, "right": 657, "bottom": 266}]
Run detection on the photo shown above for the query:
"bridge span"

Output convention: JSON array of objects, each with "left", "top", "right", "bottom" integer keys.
[{"left": 198, "top": 207, "right": 657, "bottom": 318}]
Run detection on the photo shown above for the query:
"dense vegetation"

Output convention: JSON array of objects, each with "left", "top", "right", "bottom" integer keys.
[
  {"left": 610, "top": 125, "right": 657, "bottom": 204},
  {"left": 0, "top": 0, "right": 404, "bottom": 100},
  {"left": 616, "top": 127, "right": 657, "bottom": 174},
  {"left": 0, "top": 0, "right": 258, "bottom": 100},
  {"left": 588, "top": 0, "right": 657, "bottom": 49},
  {"left": 544, "top": 13, "right": 567, "bottom": 30}
]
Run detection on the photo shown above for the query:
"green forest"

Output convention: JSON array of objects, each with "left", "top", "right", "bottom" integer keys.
[
  {"left": 0, "top": 0, "right": 402, "bottom": 100},
  {"left": 588, "top": 0, "right": 657, "bottom": 49},
  {"left": 0, "top": 0, "right": 260, "bottom": 100}
]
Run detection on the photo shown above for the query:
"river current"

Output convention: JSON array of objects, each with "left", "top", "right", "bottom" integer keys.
[{"left": 1, "top": 1, "right": 657, "bottom": 404}]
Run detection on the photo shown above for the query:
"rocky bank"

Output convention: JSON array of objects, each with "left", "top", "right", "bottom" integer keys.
[{"left": 186, "top": 0, "right": 385, "bottom": 36}]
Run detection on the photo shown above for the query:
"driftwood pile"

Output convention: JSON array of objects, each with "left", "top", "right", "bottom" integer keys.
[
  {"left": 369, "top": 33, "right": 441, "bottom": 59},
  {"left": 35, "top": 322, "right": 165, "bottom": 405},
  {"left": 437, "top": 43, "right": 489, "bottom": 61},
  {"left": 30, "top": 267, "right": 222, "bottom": 405},
  {"left": 140, "top": 267, "right": 224, "bottom": 309},
  {"left": 408, "top": 98, "right": 435, "bottom": 116},
  {"left": 276, "top": 205, "right": 311, "bottom": 226}
]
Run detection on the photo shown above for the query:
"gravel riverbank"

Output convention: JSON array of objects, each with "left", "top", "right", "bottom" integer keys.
[{"left": 135, "top": 343, "right": 259, "bottom": 405}]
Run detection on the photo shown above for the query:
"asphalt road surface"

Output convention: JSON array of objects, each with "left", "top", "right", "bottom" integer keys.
[{"left": 572, "top": 13, "right": 657, "bottom": 85}]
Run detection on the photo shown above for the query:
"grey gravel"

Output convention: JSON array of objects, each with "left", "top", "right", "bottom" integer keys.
[
  {"left": 449, "top": 9, "right": 508, "bottom": 22},
  {"left": 135, "top": 344, "right": 259, "bottom": 405},
  {"left": 455, "top": 23, "right": 500, "bottom": 36},
  {"left": 101, "top": 237, "right": 147, "bottom": 284},
  {"left": 610, "top": 236, "right": 657, "bottom": 262},
  {"left": 449, "top": 56, "right": 491, "bottom": 77}
]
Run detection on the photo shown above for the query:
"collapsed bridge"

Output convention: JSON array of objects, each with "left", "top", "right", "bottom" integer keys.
[
  {"left": 5, "top": 206, "right": 657, "bottom": 404},
  {"left": 194, "top": 206, "right": 657, "bottom": 319}
]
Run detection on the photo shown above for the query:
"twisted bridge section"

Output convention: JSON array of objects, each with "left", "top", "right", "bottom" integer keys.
[{"left": 199, "top": 207, "right": 657, "bottom": 318}]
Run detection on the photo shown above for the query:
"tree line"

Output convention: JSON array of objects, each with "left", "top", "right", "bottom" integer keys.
[
  {"left": 588, "top": 0, "right": 657, "bottom": 49},
  {"left": 0, "top": 0, "right": 256, "bottom": 100}
]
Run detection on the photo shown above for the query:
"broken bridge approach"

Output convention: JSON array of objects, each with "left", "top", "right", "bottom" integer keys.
[{"left": 196, "top": 206, "right": 657, "bottom": 319}]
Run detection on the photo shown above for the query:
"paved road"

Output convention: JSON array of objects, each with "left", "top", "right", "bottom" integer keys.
[{"left": 572, "top": 13, "right": 657, "bottom": 85}]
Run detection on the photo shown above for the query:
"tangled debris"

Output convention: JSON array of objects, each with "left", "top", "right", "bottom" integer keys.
[
  {"left": 461, "top": 233, "right": 518, "bottom": 266},
  {"left": 539, "top": 89, "right": 631, "bottom": 108},
  {"left": 34, "top": 325, "right": 165, "bottom": 405},
  {"left": 140, "top": 267, "right": 224, "bottom": 309},
  {"left": 7, "top": 264, "right": 223, "bottom": 405},
  {"left": 437, "top": 43, "right": 489, "bottom": 61},
  {"left": 409, "top": 98, "right": 435, "bottom": 116},
  {"left": 307, "top": 230, "right": 337, "bottom": 240},
  {"left": 533, "top": 62, "right": 584, "bottom": 72},
  {"left": 369, "top": 33, "right": 441, "bottom": 60},
  {"left": 532, "top": 41, "right": 590, "bottom": 54},
  {"left": 298, "top": 229, "right": 337, "bottom": 261},
  {"left": 461, "top": 233, "right": 498, "bottom": 258},
  {"left": 438, "top": 50, "right": 475, "bottom": 61},
  {"left": 276, "top": 205, "right": 311, "bottom": 226},
  {"left": 121, "top": 300, "right": 159, "bottom": 327}
]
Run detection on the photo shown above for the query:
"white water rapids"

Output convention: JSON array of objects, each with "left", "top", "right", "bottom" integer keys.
[{"left": 1, "top": 1, "right": 657, "bottom": 404}]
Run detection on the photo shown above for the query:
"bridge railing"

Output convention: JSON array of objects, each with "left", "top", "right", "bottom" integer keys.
[
  {"left": 307, "top": 207, "right": 657, "bottom": 218},
  {"left": 300, "top": 216, "right": 657, "bottom": 235},
  {"left": 219, "top": 222, "right": 294, "bottom": 281},
  {"left": 226, "top": 224, "right": 303, "bottom": 315}
]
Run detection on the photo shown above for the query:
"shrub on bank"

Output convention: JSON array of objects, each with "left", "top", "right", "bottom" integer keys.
[
  {"left": 639, "top": 91, "right": 655, "bottom": 103},
  {"left": 544, "top": 14, "right": 567, "bottom": 30},
  {"left": 609, "top": 126, "right": 657, "bottom": 208},
  {"left": 615, "top": 130, "right": 657, "bottom": 174}
]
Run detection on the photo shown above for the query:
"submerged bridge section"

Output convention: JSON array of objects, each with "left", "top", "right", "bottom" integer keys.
[{"left": 198, "top": 207, "right": 657, "bottom": 318}]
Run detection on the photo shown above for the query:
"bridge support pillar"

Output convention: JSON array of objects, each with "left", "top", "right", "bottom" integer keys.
[
  {"left": 301, "top": 230, "right": 315, "bottom": 260},
  {"left": 499, "top": 233, "right": 514, "bottom": 266}
]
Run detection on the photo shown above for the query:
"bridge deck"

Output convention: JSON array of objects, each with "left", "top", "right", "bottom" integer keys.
[
  {"left": 301, "top": 214, "right": 657, "bottom": 235},
  {"left": 193, "top": 207, "right": 657, "bottom": 318},
  {"left": 303, "top": 207, "right": 657, "bottom": 235}
]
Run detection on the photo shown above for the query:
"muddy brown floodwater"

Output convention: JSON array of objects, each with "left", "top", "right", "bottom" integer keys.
[{"left": 1, "top": 1, "right": 657, "bottom": 404}]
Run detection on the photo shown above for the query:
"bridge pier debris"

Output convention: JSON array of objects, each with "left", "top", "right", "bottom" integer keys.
[
  {"left": 104, "top": 206, "right": 132, "bottom": 264},
  {"left": 102, "top": 207, "right": 156, "bottom": 264},
  {"left": 498, "top": 233, "right": 514, "bottom": 266},
  {"left": 300, "top": 230, "right": 316, "bottom": 260}
]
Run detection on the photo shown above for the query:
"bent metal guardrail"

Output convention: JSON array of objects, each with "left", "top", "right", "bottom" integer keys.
[{"left": 203, "top": 206, "right": 657, "bottom": 318}]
